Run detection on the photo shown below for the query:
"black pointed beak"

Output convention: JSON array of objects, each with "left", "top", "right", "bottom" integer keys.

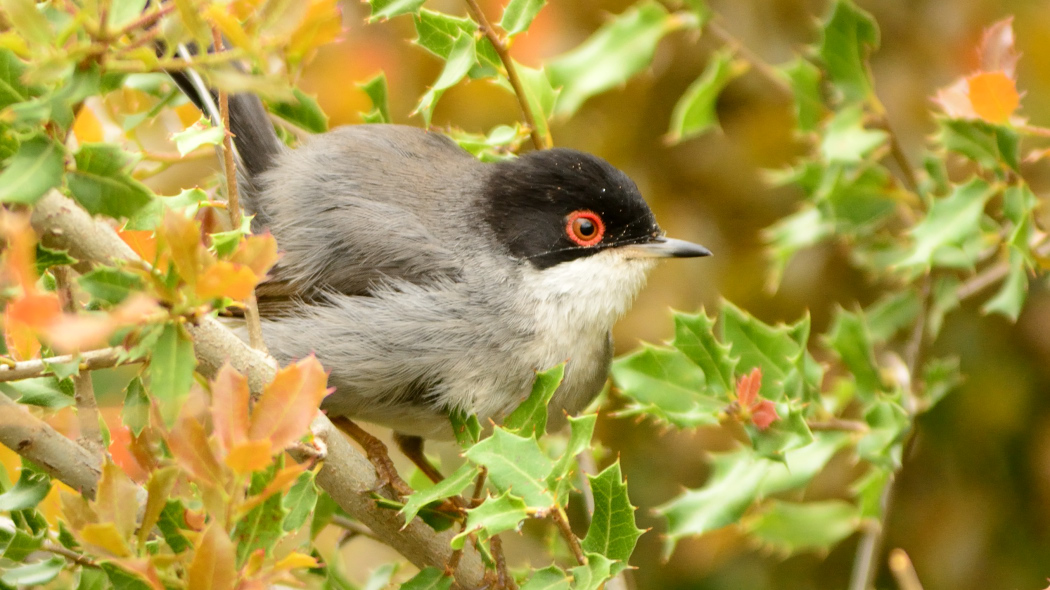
[{"left": 618, "top": 237, "right": 712, "bottom": 259}]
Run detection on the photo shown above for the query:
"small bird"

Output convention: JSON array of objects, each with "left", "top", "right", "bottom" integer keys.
[{"left": 181, "top": 85, "right": 709, "bottom": 479}]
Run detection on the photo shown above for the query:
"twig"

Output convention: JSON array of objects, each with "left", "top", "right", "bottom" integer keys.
[
  {"left": 0, "top": 348, "right": 125, "bottom": 382},
  {"left": 705, "top": 20, "right": 792, "bottom": 97},
  {"left": 576, "top": 451, "right": 597, "bottom": 515},
  {"left": 53, "top": 266, "right": 105, "bottom": 457},
  {"left": 28, "top": 189, "right": 486, "bottom": 587},
  {"left": 462, "top": 0, "right": 547, "bottom": 150},
  {"left": 110, "top": 1, "right": 174, "bottom": 40},
  {"left": 888, "top": 548, "right": 925, "bottom": 590},
  {"left": 957, "top": 237, "right": 1050, "bottom": 301},
  {"left": 45, "top": 540, "right": 99, "bottom": 568},
  {"left": 808, "top": 418, "right": 870, "bottom": 433},
  {"left": 848, "top": 276, "right": 930, "bottom": 590},
  {"left": 211, "top": 28, "right": 267, "bottom": 353},
  {"left": 330, "top": 514, "right": 381, "bottom": 542},
  {"left": 490, "top": 534, "right": 517, "bottom": 590},
  {"left": 551, "top": 507, "right": 587, "bottom": 566}
]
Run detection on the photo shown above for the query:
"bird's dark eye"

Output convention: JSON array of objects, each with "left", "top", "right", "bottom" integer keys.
[{"left": 565, "top": 210, "right": 605, "bottom": 247}]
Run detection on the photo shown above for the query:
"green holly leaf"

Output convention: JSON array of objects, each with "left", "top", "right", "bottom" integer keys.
[
  {"left": 416, "top": 30, "right": 477, "bottom": 126},
  {"left": 864, "top": 290, "right": 921, "bottom": 343},
  {"left": 720, "top": 301, "right": 810, "bottom": 401},
  {"left": 851, "top": 466, "right": 890, "bottom": 519},
  {"left": 0, "top": 556, "right": 64, "bottom": 587},
  {"left": 921, "top": 356, "right": 961, "bottom": 411},
  {"left": 569, "top": 553, "right": 614, "bottom": 590},
  {"left": 451, "top": 490, "right": 528, "bottom": 549},
  {"left": 156, "top": 500, "right": 191, "bottom": 553},
  {"left": 0, "top": 469, "right": 51, "bottom": 512},
  {"left": 744, "top": 499, "right": 860, "bottom": 555},
  {"left": 610, "top": 344, "right": 722, "bottom": 428},
  {"left": 819, "top": 105, "right": 887, "bottom": 162},
  {"left": 367, "top": 0, "right": 425, "bottom": 21},
  {"left": 445, "top": 124, "right": 530, "bottom": 162},
  {"left": 412, "top": 10, "right": 500, "bottom": 78},
  {"left": 0, "top": 0, "right": 53, "bottom": 45},
  {"left": 0, "top": 48, "right": 40, "bottom": 109},
  {"left": 764, "top": 206, "right": 834, "bottom": 289},
  {"left": 520, "top": 566, "right": 571, "bottom": 590},
  {"left": 171, "top": 117, "right": 225, "bottom": 156},
  {"left": 33, "top": 244, "right": 76, "bottom": 275},
  {"left": 282, "top": 471, "right": 319, "bottom": 532},
  {"left": 400, "top": 463, "right": 477, "bottom": 524},
  {"left": 672, "top": 309, "right": 737, "bottom": 396},
  {"left": 78, "top": 267, "right": 143, "bottom": 305},
  {"left": 399, "top": 567, "right": 452, "bottom": 590},
  {"left": 858, "top": 399, "right": 909, "bottom": 469},
  {"left": 981, "top": 249, "right": 1028, "bottom": 321},
  {"left": 937, "top": 118, "right": 1019, "bottom": 173},
  {"left": 67, "top": 143, "right": 155, "bottom": 219},
  {"left": 548, "top": 414, "right": 597, "bottom": 503},
  {"left": 449, "top": 409, "right": 482, "bottom": 449},
  {"left": 233, "top": 464, "right": 288, "bottom": 563},
  {"left": 505, "top": 364, "right": 564, "bottom": 438},
  {"left": 269, "top": 88, "right": 328, "bottom": 133},
  {"left": 581, "top": 462, "right": 643, "bottom": 573},
  {"left": 464, "top": 427, "right": 554, "bottom": 510},
  {"left": 0, "top": 135, "right": 64, "bottom": 204},
  {"left": 666, "top": 49, "right": 745, "bottom": 143},
  {"left": 823, "top": 307, "right": 882, "bottom": 401},
  {"left": 547, "top": 1, "right": 670, "bottom": 117},
  {"left": 147, "top": 322, "right": 196, "bottom": 424},
  {"left": 122, "top": 377, "right": 150, "bottom": 437},
  {"left": 657, "top": 433, "right": 847, "bottom": 554},
  {"left": 781, "top": 57, "right": 825, "bottom": 132},
  {"left": 500, "top": 0, "right": 546, "bottom": 36},
  {"left": 494, "top": 62, "right": 557, "bottom": 144},
  {"left": 818, "top": 0, "right": 879, "bottom": 103},
  {"left": 0, "top": 376, "right": 73, "bottom": 409},
  {"left": 358, "top": 73, "right": 391, "bottom": 124},
  {"left": 896, "top": 178, "right": 994, "bottom": 270}
]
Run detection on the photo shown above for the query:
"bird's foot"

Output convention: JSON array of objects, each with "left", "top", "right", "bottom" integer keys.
[
  {"left": 331, "top": 417, "right": 414, "bottom": 499},
  {"left": 393, "top": 432, "right": 447, "bottom": 484}
]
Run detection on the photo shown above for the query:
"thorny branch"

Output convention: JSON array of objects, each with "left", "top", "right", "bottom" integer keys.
[
  {"left": 0, "top": 347, "right": 125, "bottom": 383},
  {"left": 53, "top": 266, "right": 105, "bottom": 457}
]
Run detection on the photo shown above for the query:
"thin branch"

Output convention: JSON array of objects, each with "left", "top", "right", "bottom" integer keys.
[
  {"left": 27, "top": 189, "right": 486, "bottom": 588},
  {"left": 45, "top": 540, "right": 99, "bottom": 568},
  {"left": 0, "top": 391, "right": 102, "bottom": 498},
  {"left": 957, "top": 237, "right": 1050, "bottom": 301},
  {"left": 462, "top": 0, "right": 547, "bottom": 150},
  {"left": 210, "top": 28, "right": 267, "bottom": 353},
  {"left": 576, "top": 451, "right": 597, "bottom": 515},
  {"left": 330, "top": 515, "right": 381, "bottom": 542},
  {"left": 551, "top": 507, "right": 587, "bottom": 566},
  {"left": 0, "top": 348, "right": 125, "bottom": 383},
  {"left": 888, "top": 548, "right": 925, "bottom": 590},
  {"left": 808, "top": 418, "right": 870, "bottom": 433},
  {"left": 54, "top": 267, "right": 105, "bottom": 457},
  {"left": 705, "top": 20, "right": 792, "bottom": 97},
  {"left": 110, "top": 1, "right": 174, "bottom": 40},
  {"left": 490, "top": 534, "right": 517, "bottom": 590}
]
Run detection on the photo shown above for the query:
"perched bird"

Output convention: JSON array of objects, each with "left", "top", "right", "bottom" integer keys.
[{"left": 176, "top": 76, "right": 709, "bottom": 480}]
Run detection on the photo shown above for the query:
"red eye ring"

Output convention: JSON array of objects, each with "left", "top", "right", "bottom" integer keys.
[{"left": 565, "top": 210, "right": 605, "bottom": 247}]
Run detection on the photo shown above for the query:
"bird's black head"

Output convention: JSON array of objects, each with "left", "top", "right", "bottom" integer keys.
[{"left": 482, "top": 149, "right": 709, "bottom": 269}]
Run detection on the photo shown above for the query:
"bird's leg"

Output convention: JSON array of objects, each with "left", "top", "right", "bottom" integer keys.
[
  {"left": 331, "top": 417, "right": 414, "bottom": 498},
  {"left": 393, "top": 433, "right": 447, "bottom": 484}
]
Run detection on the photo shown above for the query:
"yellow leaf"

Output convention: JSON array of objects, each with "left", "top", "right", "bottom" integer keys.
[
  {"left": 3, "top": 312, "right": 40, "bottom": 360},
  {"left": 288, "top": 0, "right": 341, "bottom": 64},
  {"left": 174, "top": 102, "right": 202, "bottom": 128},
  {"left": 81, "top": 522, "right": 133, "bottom": 557},
  {"left": 94, "top": 461, "right": 140, "bottom": 540},
  {"left": 204, "top": 5, "right": 252, "bottom": 51},
  {"left": 117, "top": 228, "right": 158, "bottom": 264},
  {"left": 187, "top": 523, "right": 237, "bottom": 590},
  {"left": 139, "top": 467, "right": 179, "bottom": 547},
  {"left": 967, "top": 71, "right": 1019, "bottom": 124},
  {"left": 235, "top": 463, "right": 308, "bottom": 519},
  {"left": 231, "top": 233, "right": 280, "bottom": 279},
  {"left": 158, "top": 209, "right": 203, "bottom": 287},
  {"left": 59, "top": 489, "right": 99, "bottom": 532},
  {"left": 224, "top": 439, "right": 273, "bottom": 474},
  {"left": 274, "top": 551, "right": 319, "bottom": 570},
  {"left": 168, "top": 407, "right": 225, "bottom": 485},
  {"left": 73, "top": 106, "right": 104, "bottom": 144},
  {"left": 196, "top": 261, "right": 259, "bottom": 301},
  {"left": 248, "top": 356, "right": 330, "bottom": 452}
]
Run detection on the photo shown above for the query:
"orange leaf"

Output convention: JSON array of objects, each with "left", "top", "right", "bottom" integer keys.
[
  {"left": 73, "top": 106, "right": 105, "bottom": 144},
  {"left": 6, "top": 291, "right": 61, "bottom": 329},
  {"left": 0, "top": 211, "right": 38, "bottom": 291},
  {"left": 274, "top": 551, "right": 320, "bottom": 570},
  {"left": 967, "top": 71, "right": 1019, "bottom": 124},
  {"left": 978, "top": 17, "right": 1019, "bottom": 77},
  {"left": 174, "top": 102, "right": 202, "bottom": 128},
  {"left": 111, "top": 293, "right": 162, "bottom": 324},
  {"left": 45, "top": 313, "right": 116, "bottom": 353},
  {"left": 81, "top": 522, "right": 133, "bottom": 557},
  {"left": 224, "top": 439, "right": 273, "bottom": 474},
  {"left": 248, "top": 355, "right": 329, "bottom": 452},
  {"left": 188, "top": 522, "right": 237, "bottom": 590},
  {"left": 118, "top": 228, "right": 159, "bottom": 263},
  {"left": 168, "top": 408, "right": 224, "bottom": 486},
  {"left": 736, "top": 367, "right": 762, "bottom": 408},
  {"left": 231, "top": 233, "right": 279, "bottom": 279},
  {"left": 196, "top": 261, "right": 258, "bottom": 301},
  {"left": 158, "top": 210, "right": 203, "bottom": 287},
  {"left": 750, "top": 400, "right": 780, "bottom": 430},
  {"left": 211, "top": 364, "right": 251, "bottom": 455}
]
